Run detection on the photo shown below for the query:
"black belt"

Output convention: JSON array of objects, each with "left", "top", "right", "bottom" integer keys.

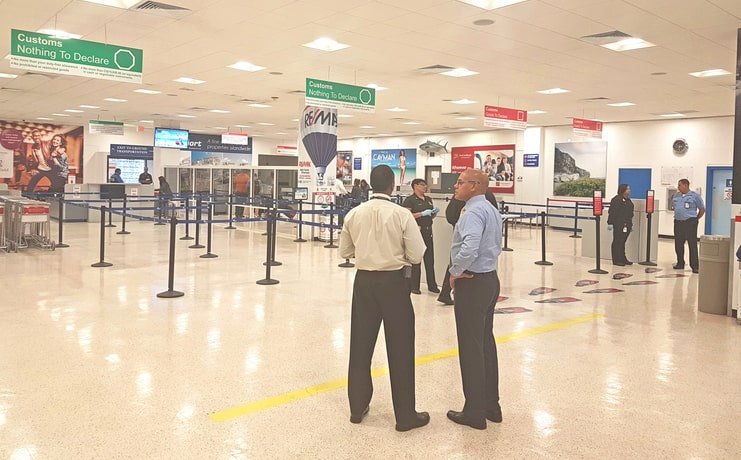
[
  {"left": 357, "top": 268, "right": 405, "bottom": 275},
  {"left": 674, "top": 218, "right": 697, "bottom": 222},
  {"left": 463, "top": 270, "right": 495, "bottom": 276}
]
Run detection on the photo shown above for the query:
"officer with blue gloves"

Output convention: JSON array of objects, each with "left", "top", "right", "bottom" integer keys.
[{"left": 403, "top": 179, "right": 440, "bottom": 294}]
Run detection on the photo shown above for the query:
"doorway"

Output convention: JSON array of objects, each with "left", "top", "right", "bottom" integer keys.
[
  {"left": 705, "top": 166, "right": 733, "bottom": 236},
  {"left": 425, "top": 165, "right": 443, "bottom": 193}
]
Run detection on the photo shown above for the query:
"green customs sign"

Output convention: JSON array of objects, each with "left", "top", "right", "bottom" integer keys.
[
  {"left": 305, "top": 78, "right": 375, "bottom": 113},
  {"left": 9, "top": 29, "right": 143, "bottom": 83}
]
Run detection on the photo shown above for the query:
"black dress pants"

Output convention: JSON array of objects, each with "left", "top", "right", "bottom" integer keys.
[
  {"left": 674, "top": 218, "right": 699, "bottom": 269},
  {"left": 611, "top": 225, "right": 631, "bottom": 264},
  {"left": 439, "top": 265, "right": 453, "bottom": 300},
  {"left": 348, "top": 270, "right": 417, "bottom": 424},
  {"left": 411, "top": 226, "right": 437, "bottom": 290},
  {"left": 234, "top": 192, "right": 248, "bottom": 218},
  {"left": 453, "top": 271, "right": 500, "bottom": 422}
]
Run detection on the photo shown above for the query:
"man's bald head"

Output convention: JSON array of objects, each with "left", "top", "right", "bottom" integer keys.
[{"left": 455, "top": 169, "right": 488, "bottom": 202}]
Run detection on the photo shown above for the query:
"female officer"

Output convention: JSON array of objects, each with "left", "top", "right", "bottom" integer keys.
[
  {"left": 402, "top": 178, "right": 439, "bottom": 294},
  {"left": 607, "top": 184, "right": 634, "bottom": 266}
]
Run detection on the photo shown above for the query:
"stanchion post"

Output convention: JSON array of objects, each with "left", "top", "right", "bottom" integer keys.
[
  {"left": 534, "top": 211, "right": 553, "bottom": 266},
  {"left": 157, "top": 216, "right": 185, "bottom": 298},
  {"left": 257, "top": 210, "right": 279, "bottom": 285},
  {"left": 190, "top": 196, "right": 205, "bottom": 249},
  {"left": 56, "top": 194, "right": 69, "bottom": 248},
  {"left": 570, "top": 202, "right": 581, "bottom": 238},
  {"left": 116, "top": 194, "right": 130, "bottom": 235},
  {"left": 324, "top": 202, "right": 338, "bottom": 249},
  {"left": 91, "top": 206, "right": 113, "bottom": 267},
  {"left": 339, "top": 258, "right": 355, "bottom": 268},
  {"left": 180, "top": 197, "right": 194, "bottom": 240},
  {"left": 502, "top": 216, "right": 513, "bottom": 252},
  {"left": 294, "top": 200, "right": 307, "bottom": 243},
  {"left": 225, "top": 193, "right": 236, "bottom": 229},
  {"left": 639, "top": 189, "right": 657, "bottom": 266},
  {"left": 105, "top": 198, "right": 116, "bottom": 227},
  {"left": 264, "top": 204, "right": 282, "bottom": 266},
  {"left": 588, "top": 190, "right": 608, "bottom": 274},
  {"left": 201, "top": 202, "right": 218, "bottom": 259}
]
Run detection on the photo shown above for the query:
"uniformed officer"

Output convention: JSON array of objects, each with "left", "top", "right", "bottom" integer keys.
[
  {"left": 607, "top": 184, "right": 634, "bottom": 266},
  {"left": 402, "top": 179, "right": 440, "bottom": 294},
  {"left": 672, "top": 179, "right": 705, "bottom": 274}
]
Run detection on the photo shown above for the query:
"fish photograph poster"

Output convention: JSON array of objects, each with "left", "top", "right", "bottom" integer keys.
[
  {"left": 370, "top": 148, "right": 416, "bottom": 186},
  {"left": 450, "top": 144, "right": 515, "bottom": 194}
]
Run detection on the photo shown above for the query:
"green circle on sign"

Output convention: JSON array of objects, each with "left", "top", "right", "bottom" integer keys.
[
  {"left": 359, "top": 88, "right": 372, "bottom": 105},
  {"left": 114, "top": 50, "right": 136, "bottom": 71}
]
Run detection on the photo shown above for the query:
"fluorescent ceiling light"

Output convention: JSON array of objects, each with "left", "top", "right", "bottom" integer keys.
[
  {"left": 257, "top": 122, "right": 274, "bottom": 126},
  {"left": 212, "top": 126, "right": 228, "bottom": 130},
  {"left": 104, "top": 98, "right": 127, "bottom": 102},
  {"left": 0, "top": 73, "right": 18, "bottom": 79},
  {"left": 386, "top": 107, "right": 407, "bottom": 112},
  {"left": 37, "top": 117, "right": 54, "bottom": 120},
  {"left": 64, "top": 109, "right": 84, "bottom": 113},
  {"left": 455, "top": 0, "right": 528, "bottom": 10},
  {"left": 415, "top": 131, "right": 431, "bottom": 134},
  {"left": 134, "top": 89, "right": 161, "bottom": 94},
  {"left": 460, "top": 127, "right": 476, "bottom": 131},
  {"left": 528, "top": 110, "right": 547, "bottom": 114},
  {"left": 178, "top": 114, "right": 196, "bottom": 118},
  {"left": 79, "top": 104, "right": 99, "bottom": 109},
  {"left": 275, "top": 132, "right": 288, "bottom": 135},
  {"left": 537, "top": 87, "right": 569, "bottom": 94},
  {"left": 689, "top": 69, "right": 731, "bottom": 78},
  {"left": 251, "top": 134, "right": 262, "bottom": 137},
  {"left": 456, "top": 116, "right": 476, "bottom": 120},
  {"left": 38, "top": 29, "right": 81, "bottom": 39},
  {"left": 440, "top": 67, "right": 479, "bottom": 78},
  {"left": 174, "top": 77, "right": 205, "bottom": 85},
  {"left": 81, "top": 0, "right": 140, "bottom": 8},
  {"left": 607, "top": 102, "right": 635, "bottom": 107},
  {"left": 209, "top": 109, "right": 231, "bottom": 113},
  {"left": 235, "top": 124, "right": 250, "bottom": 128},
  {"left": 123, "top": 123, "right": 135, "bottom": 127},
  {"left": 402, "top": 121, "right": 421, "bottom": 125},
  {"left": 228, "top": 61, "right": 266, "bottom": 72},
  {"left": 601, "top": 37, "right": 655, "bottom": 52},
  {"left": 139, "top": 120, "right": 153, "bottom": 123},
  {"left": 366, "top": 83, "right": 387, "bottom": 91},
  {"left": 338, "top": 114, "right": 354, "bottom": 118},
  {"left": 247, "top": 103, "right": 271, "bottom": 108},
  {"left": 302, "top": 37, "right": 350, "bottom": 52},
  {"left": 660, "top": 112, "right": 685, "bottom": 117},
  {"left": 360, "top": 125, "right": 375, "bottom": 129},
  {"left": 51, "top": 113, "right": 70, "bottom": 117},
  {"left": 451, "top": 98, "right": 477, "bottom": 105}
]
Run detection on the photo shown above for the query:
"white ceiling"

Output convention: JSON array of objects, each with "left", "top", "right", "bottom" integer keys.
[{"left": 0, "top": 0, "right": 738, "bottom": 140}]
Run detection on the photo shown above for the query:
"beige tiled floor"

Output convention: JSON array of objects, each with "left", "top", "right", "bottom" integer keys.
[{"left": 0, "top": 220, "right": 739, "bottom": 459}]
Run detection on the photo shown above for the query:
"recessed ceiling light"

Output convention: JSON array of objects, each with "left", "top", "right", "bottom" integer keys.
[
  {"left": 302, "top": 37, "right": 350, "bottom": 52},
  {"left": 415, "top": 131, "right": 431, "bottom": 134},
  {"left": 290, "top": 119, "right": 299, "bottom": 122},
  {"left": 537, "top": 87, "right": 570, "bottom": 94},
  {"left": 134, "top": 89, "right": 161, "bottom": 94},
  {"left": 257, "top": 122, "right": 274, "bottom": 126},
  {"left": 36, "top": 117, "right": 54, "bottom": 121},
  {"left": 228, "top": 61, "right": 266, "bottom": 72},
  {"left": 81, "top": 0, "right": 140, "bottom": 8},
  {"left": 689, "top": 69, "right": 731, "bottom": 78},
  {"left": 212, "top": 126, "right": 228, "bottom": 130},
  {"left": 139, "top": 120, "right": 153, "bottom": 123},
  {"left": 440, "top": 67, "right": 479, "bottom": 78},
  {"left": 104, "top": 98, "right": 127, "bottom": 102},
  {"left": 473, "top": 19, "right": 496, "bottom": 26},
  {"left": 174, "top": 77, "right": 205, "bottom": 85},
  {"left": 209, "top": 109, "right": 231, "bottom": 113},
  {"left": 251, "top": 134, "right": 263, "bottom": 137},
  {"left": 660, "top": 112, "right": 685, "bottom": 117},
  {"left": 338, "top": 114, "right": 354, "bottom": 118},
  {"left": 235, "top": 124, "right": 250, "bottom": 128},
  {"left": 460, "top": 127, "right": 476, "bottom": 131},
  {"left": 64, "top": 109, "right": 84, "bottom": 113},
  {"left": 123, "top": 123, "right": 135, "bottom": 127},
  {"left": 360, "top": 125, "right": 375, "bottom": 129},
  {"left": 456, "top": 0, "right": 527, "bottom": 10},
  {"left": 247, "top": 103, "right": 271, "bottom": 108},
  {"left": 607, "top": 102, "right": 635, "bottom": 107},
  {"left": 402, "top": 121, "right": 421, "bottom": 125},
  {"left": 528, "top": 110, "right": 547, "bottom": 114},
  {"left": 51, "top": 113, "right": 69, "bottom": 117},
  {"left": 0, "top": 73, "right": 18, "bottom": 79},
  {"left": 366, "top": 83, "right": 388, "bottom": 91},
  {"left": 601, "top": 37, "right": 655, "bottom": 52},
  {"left": 79, "top": 104, "right": 100, "bottom": 109},
  {"left": 386, "top": 107, "right": 407, "bottom": 112},
  {"left": 178, "top": 114, "right": 196, "bottom": 118},
  {"left": 275, "top": 132, "right": 288, "bottom": 135},
  {"left": 456, "top": 116, "right": 477, "bottom": 120},
  {"left": 451, "top": 98, "right": 477, "bottom": 105},
  {"left": 38, "top": 29, "right": 81, "bottom": 39}
]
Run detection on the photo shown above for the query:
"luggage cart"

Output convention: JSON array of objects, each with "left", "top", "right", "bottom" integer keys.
[
  {"left": 6, "top": 198, "right": 55, "bottom": 252},
  {"left": 0, "top": 205, "right": 6, "bottom": 252}
]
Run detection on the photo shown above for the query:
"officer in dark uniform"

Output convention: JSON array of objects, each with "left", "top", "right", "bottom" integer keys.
[
  {"left": 402, "top": 179, "right": 439, "bottom": 294},
  {"left": 607, "top": 184, "right": 634, "bottom": 266}
]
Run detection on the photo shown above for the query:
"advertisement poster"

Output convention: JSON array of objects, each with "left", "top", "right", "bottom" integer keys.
[
  {"left": 336, "top": 150, "right": 353, "bottom": 185},
  {"left": 553, "top": 142, "right": 607, "bottom": 197},
  {"left": 0, "top": 120, "right": 84, "bottom": 192},
  {"left": 191, "top": 151, "right": 252, "bottom": 166},
  {"left": 370, "top": 148, "right": 416, "bottom": 186},
  {"left": 450, "top": 144, "right": 515, "bottom": 194}
]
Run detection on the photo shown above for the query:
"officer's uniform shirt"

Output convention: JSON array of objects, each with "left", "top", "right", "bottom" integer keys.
[
  {"left": 607, "top": 195, "right": 634, "bottom": 229},
  {"left": 402, "top": 194, "right": 434, "bottom": 228},
  {"left": 672, "top": 191, "right": 705, "bottom": 221}
]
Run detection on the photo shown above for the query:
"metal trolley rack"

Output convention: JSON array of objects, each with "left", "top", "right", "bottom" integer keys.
[
  {"left": 0, "top": 205, "right": 6, "bottom": 252},
  {"left": 1, "top": 197, "right": 55, "bottom": 252}
]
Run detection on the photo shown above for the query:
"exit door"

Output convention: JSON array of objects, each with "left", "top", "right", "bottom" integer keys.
[
  {"left": 705, "top": 167, "right": 733, "bottom": 236},
  {"left": 425, "top": 165, "right": 443, "bottom": 193}
]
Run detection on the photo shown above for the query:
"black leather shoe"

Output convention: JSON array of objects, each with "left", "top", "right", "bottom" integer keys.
[
  {"left": 437, "top": 297, "right": 454, "bottom": 306},
  {"left": 428, "top": 286, "right": 440, "bottom": 294},
  {"left": 411, "top": 289, "right": 421, "bottom": 295},
  {"left": 486, "top": 409, "right": 503, "bottom": 423},
  {"left": 692, "top": 268, "right": 699, "bottom": 274},
  {"left": 673, "top": 264, "right": 685, "bottom": 270},
  {"left": 350, "top": 406, "right": 369, "bottom": 424},
  {"left": 447, "top": 410, "right": 486, "bottom": 430},
  {"left": 613, "top": 261, "right": 625, "bottom": 266},
  {"left": 624, "top": 260, "right": 633, "bottom": 265},
  {"left": 395, "top": 411, "right": 430, "bottom": 432}
]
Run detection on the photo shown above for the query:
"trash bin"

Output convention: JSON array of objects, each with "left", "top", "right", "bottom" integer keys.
[{"left": 698, "top": 235, "right": 730, "bottom": 315}]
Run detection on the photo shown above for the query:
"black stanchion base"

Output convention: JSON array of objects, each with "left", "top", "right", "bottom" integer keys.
[
  {"left": 189, "top": 243, "right": 205, "bottom": 249},
  {"left": 502, "top": 247, "right": 514, "bottom": 252},
  {"left": 638, "top": 261, "right": 658, "bottom": 266},
  {"left": 294, "top": 238, "right": 307, "bottom": 243},
  {"left": 263, "top": 261, "right": 282, "bottom": 266},
  {"left": 116, "top": 230, "right": 131, "bottom": 235},
  {"left": 56, "top": 243, "right": 69, "bottom": 248},
  {"left": 569, "top": 235, "right": 582, "bottom": 239},
  {"left": 534, "top": 260, "right": 554, "bottom": 266},
  {"left": 338, "top": 261, "right": 355, "bottom": 268},
  {"left": 157, "top": 290, "right": 185, "bottom": 298},
  {"left": 91, "top": 261, "right": 113, "bottom": 268},
  {"left": 224, "top": 225, "right": 236, "bottom": 230},
  {"left": 324, "top": 243, "right": 339, "bottom": 249},
  {"left": 256, "top": 278, "right": 280, "bottom": 285},
  {"left": 180, "top": 236, "right": 194, "bottom": 241},
  {"left": 105, "top": 224, "right": 117, "bottom": 228},
  {"left": 588, "top": 268, "right": 609, "bottom": 274},
  {"left": 200, "top": 253, "right": 218, "bottom": 259},
  {"left": 154, "top": 222, "right": 166, "bottom": 226}
]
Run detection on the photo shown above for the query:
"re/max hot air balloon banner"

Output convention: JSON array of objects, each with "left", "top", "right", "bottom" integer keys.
[
  {"left": 371, "top": 148, "right": 417, "bottom": 187},
  {"left": 300, "top": 106, "right": 338, "bottom": 184},
  {"left": 305, "top": 78, "right": 375, "bottom": 113}
]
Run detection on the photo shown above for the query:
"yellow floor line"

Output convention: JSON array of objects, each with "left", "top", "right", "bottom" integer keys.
[{"left": 209, "top": 312, "right": 602, "bottom": 422}]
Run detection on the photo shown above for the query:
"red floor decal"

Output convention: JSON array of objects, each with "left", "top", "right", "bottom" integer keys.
[
  {"left": 645, "top": 267, "right": 663, "bottom": 273},
  {"left": 583, "top": 288, "right": 624, "bottom": 294},
  {"left": 612, "top": 273, "right": 633, "bottom": 280},
  {"left": 529, "top": 287, "right": 556, "bottom": 295},
  {"left": 623, "top": 280, "right": 659, "bottom": 285},
  {"left": 534, "top": 297, "right": 581, "bottom": 304},
  {"left": 655, "top": 274, "right": 688, "bottom": 278},
  {"left": 575, "top": 280, "right": 599, "bottom": 287},
  {"left": 494, "top": 307, "right": 532, "bottom": 314}
]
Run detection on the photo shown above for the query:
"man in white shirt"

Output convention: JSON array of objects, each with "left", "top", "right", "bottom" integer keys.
[
  {"left": 334, "top": 172, "right": 349, "bottom": 196},
  {"left": 340, "top": 164, "right": 429, "bottom": 432}
]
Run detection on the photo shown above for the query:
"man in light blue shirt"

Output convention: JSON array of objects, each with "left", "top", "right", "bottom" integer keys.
[
  {"left": 446, "top": 169, "right": 503, "bottom": 430},
  {"left": 672, "top": 179, "right": 705, "bottom": 273}
]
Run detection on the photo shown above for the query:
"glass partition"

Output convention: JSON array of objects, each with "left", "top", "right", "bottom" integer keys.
[
  {"left": 256, "top": 169, "right": 275, "bottom": 200},
  {"left": 194, "top": 168, "right": 211, "bottom": 194},
  {"left": 178, "top": 168, "right": 193, "bottom": 194},
  {"left": 164, "top": 167, "right": 178, "bottom": 192},
  {"left": 276, "top": 170, "right": 298, "bottom": 200}
]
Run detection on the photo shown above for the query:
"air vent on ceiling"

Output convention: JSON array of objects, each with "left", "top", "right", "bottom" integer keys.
[
  {"left": 288, "top": 90, "right": 305, "bottom": 94},
  {"left": 179, "top": 87, "right": 195, "bottom": 92},
  {"left": 188, "top": 107, "right": 208, "bottom": 112},
  {"left": 416, "top": 64, "right": 455, "bottom": 74},
  {"left": 580, "top": 30, "right": 631, "bottom": 45},
  {"left": 580, "top": 97, "right": 611, "bottom": 102},
  {"left": 0, "top": 87, "right": 22, "bottom": 92},
  {"left": 135, "top": 1, "right": 188, "bottom": 11},
  {"left": 22, "top": 71, "right": 55, "bottom": 79}
]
